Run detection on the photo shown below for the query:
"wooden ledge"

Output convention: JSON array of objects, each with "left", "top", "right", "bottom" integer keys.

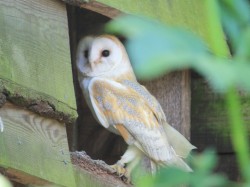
[{"left": 62, "top": 0, "right": 122, "bottom": 18}]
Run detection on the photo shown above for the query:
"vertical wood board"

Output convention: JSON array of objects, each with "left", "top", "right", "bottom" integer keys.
[{"left": 0, "top": 0, "right": 76, "bottom": 116}]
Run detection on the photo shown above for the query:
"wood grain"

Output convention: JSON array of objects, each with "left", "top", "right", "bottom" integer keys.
[
  {"left": 63, "top": 0, "right": 122, "bottom": 18},
  {"left": 0, "top": 0, "right": 76, "bottom": 117},
  {"left": 216, "top": 154, "right": 240, "bottom": 181},
  {"left": 71, "top": 152, "right": 131, "bottom": 187},
  {"left": 0, "top": 102, "right": 130, "bottom": 186},
  {"left": 0, "top": 102, "right": 75, "bottom": 186},
  {"left": 191, "top": 75, "right": 250, "bottom": 153},
  {"left": 79, "top": 1, "right": 122, "bottom": 18},
  {"left": 0, "top": 167, "right": 51, "bottom": 186}
]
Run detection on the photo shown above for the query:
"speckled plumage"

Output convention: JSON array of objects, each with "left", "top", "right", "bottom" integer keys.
[{"left": 76, "top": 35, "right": 196, "bottom": 176}]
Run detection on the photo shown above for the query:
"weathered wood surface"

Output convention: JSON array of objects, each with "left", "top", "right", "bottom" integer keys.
[
  {"left": 216, "top": 154, "right": 240, "bottom": 181},
  {"left": 0, "top": 0, "right": 77, "bottom": 119},
  {"left": 71, "top": 152, "right": 130, "bottom": 187},
  {"left": 0, "top": 102, "right": 128, "bottom": 187},
  {"left": 63, "top": 0, "right": 122, "bottom": 18},
  {"left": 191, "top": 75, "right": 250, "bottom": 153},
  {"left": 0, "top": 167, "right": 51, "bottom": 186},
  {"left": 0, "top": 102, "right": 75, "bottom": 186}
]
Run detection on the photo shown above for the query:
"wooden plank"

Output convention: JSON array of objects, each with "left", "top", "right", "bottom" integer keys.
[
  {"left": 71, "top": 152, "right": 130, "bottom": 187},
  {"left": 0, "top": 167, "right": 51, "bottom": 186},
  {"left": 0, "top": 102, "right": 76, "bottom": 187},
  {"left": 216, "top": 154, "right": 240, "bottom": 181},
  {"left": 0, "top": 102, "right": 130, "bottom": 187},
  {"left": 191, "top": 75, "right": 250, "bottom": 153},
  {"left": 62, "top": 0, "right": 122, "bottom": 18},
  {"left": 0, "top": 0, "right": 76, "bottom": 118}
]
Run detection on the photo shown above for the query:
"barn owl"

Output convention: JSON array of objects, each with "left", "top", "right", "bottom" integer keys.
[{"left": 76, "top": 35, "right": 196, "bottom": 177}]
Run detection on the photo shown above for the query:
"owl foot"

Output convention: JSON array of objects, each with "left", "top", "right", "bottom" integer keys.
[
  {"left": 111, "top": 163, "right": 127, "bottom": 177},
  {"left": 111, "top": 163, "right": 131, "bottom": 183}
]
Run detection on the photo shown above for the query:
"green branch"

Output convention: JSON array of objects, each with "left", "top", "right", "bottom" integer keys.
[{"left": 226, "top": 88, "right": 250, "bottom": 182}]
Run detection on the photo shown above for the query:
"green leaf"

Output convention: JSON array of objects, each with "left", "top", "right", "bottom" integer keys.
[
  {"left": 106, "top": 16, "right": 207, "bottom": 56},
  {"left": 135, "top": 150, "right": 229, "bottom": 187},
  {"left": 107, "top": 16, "right": 250, "bottom": 92},
  {"left": 218, "top": 0, "right": 250, "bottom": 53},
  {"left": 191, "top": 174, "right": 228, "bottom": 187},
  {"left": 107, "top": 15, "right": 208, "bottom": 80},
  {"left": 195, "top": 57, "right": 250, "bottom": 92},
  {"left": 236, "top": 28, "right": 250, "bottom": 60},
  {"left": 189, "top": 150, "right": 229, "bottom": 187},
  {"left": 154, "top": 167, "right": 191, "bottom": 187},
  {"left": 0, "top": 175, "right": 12, "bottom": 187},
  {"left": 136, "top": 167, "right": 191, "bottom": 187},
  {"left": 192, "top": 149, "right": 217, "bottom": 173}
]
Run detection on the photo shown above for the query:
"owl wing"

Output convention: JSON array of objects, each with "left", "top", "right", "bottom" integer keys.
[
  {"left": 88, "top": 78, "right": 178, "bottom": 162},
  {"left": 121, "top": 80, "right": 167, "bottom": 123},
  {"left": 122, "top": 80, "right": 196, "bottom": 158}
]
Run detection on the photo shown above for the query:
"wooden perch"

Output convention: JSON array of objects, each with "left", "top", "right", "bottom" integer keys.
[
  {"left": 62, "top": 0, "right": 122, "bottom": 18},
  {"left": 71, "top": 151, "right": 131, "bottom": 187}
]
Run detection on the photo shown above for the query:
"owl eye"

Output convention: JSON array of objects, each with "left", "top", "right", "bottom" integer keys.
[
  {"left": 84, "top": 50, "right": 89, "bottom": 58},
  {"left": 101, "top": 50, "right": 110, "bottom": 57}
]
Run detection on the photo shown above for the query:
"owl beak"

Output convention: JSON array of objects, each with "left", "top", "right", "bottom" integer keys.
[
  {"left": 90, "top": 59, "right": 101, "bottom": 70},
  {"left": 90, "top": 62, "right": 95, "bottom": 70}
]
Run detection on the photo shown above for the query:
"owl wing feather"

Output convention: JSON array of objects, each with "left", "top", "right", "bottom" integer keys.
[
  {"left": 88, "top": 78, "right": 194, "bottom": 164},
  {"left": 120, "top": 80, "right": 196, "bottom": 158}
]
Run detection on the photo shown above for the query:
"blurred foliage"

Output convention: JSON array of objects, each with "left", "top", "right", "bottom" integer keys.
[
  {"left": 107, "top": 0, "right": 250, "bottom": 186},
  {"left": 136, "top": 150, "right": 230, "bottom": 187},
  {"left": 219, "top": 0, "right": 250, "bottom": 56},
  {"left": 107, "top": 15, "right": 250, "bottom": 93},
  {"left": 0, "top": 174, "right": 12, "bottom": 187}
]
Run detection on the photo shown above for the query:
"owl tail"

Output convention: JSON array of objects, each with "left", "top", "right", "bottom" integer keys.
[
  {"left": 149, "top": 155, "right": 192, "bottom": 174},
  {"left": 163, "top": 122, "right": 196, "bottom": 158},
  {"left": 162, "top": 152, "right": 193, "bottom": 172},
  {"left": 162, "top": 122, "right": 196, "bottom": 171}
]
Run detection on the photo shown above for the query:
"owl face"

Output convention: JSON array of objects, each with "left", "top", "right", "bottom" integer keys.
[{"left": 76, "top": 35, "right": 124, "bottom": 77}]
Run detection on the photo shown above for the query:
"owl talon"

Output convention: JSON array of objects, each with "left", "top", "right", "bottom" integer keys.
[
  {"left": 110, "top": 163, "right": 127, "bottom": 177},
  {"left": 110, "top": 164, "right": 131, "bottom": 183}
]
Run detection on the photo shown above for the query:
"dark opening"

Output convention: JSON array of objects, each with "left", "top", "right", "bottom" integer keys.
[{"left": 66, "top": 5, "right": 126, "bottom": 164}]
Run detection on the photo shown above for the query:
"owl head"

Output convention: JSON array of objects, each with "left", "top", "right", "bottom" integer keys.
[{"left": 76, "top": 35, "right": 133, "bottom": 78}]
